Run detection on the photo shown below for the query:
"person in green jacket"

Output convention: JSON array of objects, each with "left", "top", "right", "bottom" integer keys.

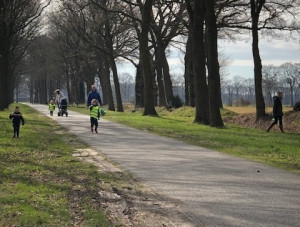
[
  {"left": 90, "top": 99, "right": 100, "bottom": 134},
  {"left": 49, "top": 100, "right": 55, "bottom": 116}
]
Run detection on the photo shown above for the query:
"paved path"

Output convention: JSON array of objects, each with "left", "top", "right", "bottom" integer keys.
[{"left": 28, "top": 104, "right": 300, "bottom": 227}]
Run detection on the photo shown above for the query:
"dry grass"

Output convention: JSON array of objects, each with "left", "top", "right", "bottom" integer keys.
[{"left": 225, "top": 106, "right": 293, "bottom": 114}]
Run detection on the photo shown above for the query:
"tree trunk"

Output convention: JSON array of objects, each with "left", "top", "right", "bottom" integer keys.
[
  {"left": 192, "top": 0, "right": 210, "bottom": 124},
  {"left": 135, "top": 61, "right": 144, "bottom": 107},
  {"left": 79, "top": 81, "right": 85, "bottom": 104},
  {"left": 30, "top": 80, "right": 34, "bottom": 103},
  {"left": 108, "top": 55, "right": 123, "bottom": 112},
  {"left": 205, "top": 0, "right": 224, "bottom": 127},
  {"left": 290, "top": 85, "right": 294, "bottom": 107},
  {"left": 155, "top": 49, "right": 167, "bottom": 106},
  {"left": 105, "top": 22, "right": 123, "bottom": 112},
  {"left": 141, "top": 0, "right": 157, "bottom": 116},
  {"left": 184, "top": 35, "right": 195, "bottom": 106},
  {"left": 251, "top": 0, "right": 266, "bottom": 119},
  {"left": 41, "top": 77, "right": 48, "bottom": 104},
  {"left": 162, "top": 52, "right": 173, "bottom": 105},
  {"left": 0, "top": 51, "right": 14, "bottom": 109},
  {"left": 0, "top": 57, "right": 8, "bottom": 110},
  {"left": 34, "top": 80, "right": 39, "bottom": 103},
  {"left": 103, "top": 57, "right": 115, "bottom": 111},
  {"left": 65, "top": 66, "right": 73, "bottom": 104},
  {"left": 252, "top": 27, "right": 266, "bottom": 119},
  {"left": 184, "top": 37, "right": 191, "bottom": 106}
]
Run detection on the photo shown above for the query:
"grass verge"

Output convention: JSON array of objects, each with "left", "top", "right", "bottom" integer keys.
[
  {"left": 0, "top": 104, "right": 111, "bottom": 226},
  {"left": 69, "top": 105, "right": 300, "bottom": 174}
]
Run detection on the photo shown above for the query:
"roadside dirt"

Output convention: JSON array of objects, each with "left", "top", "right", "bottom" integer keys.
[
  {"left": 224, "top": 110, "right": 300, "bottom": 133},
  {"left": 72, "top": 148, "right": 197, "bottom": 227}
]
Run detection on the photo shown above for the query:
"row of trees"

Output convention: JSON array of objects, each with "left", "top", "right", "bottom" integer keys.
[
  {"left": 0, "top": 0, "right": 50, "bottom": 110},
  {"left": 1, "top": 0, "right": 299, "bottom": 128},
  {"left": 223, "top": 63, "right": 300, "bottom": 107}
]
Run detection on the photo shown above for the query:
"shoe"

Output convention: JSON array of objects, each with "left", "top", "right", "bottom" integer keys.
[
  {"left": 91, "top": 127, "right": 94, "bottom": 133},
  {"left": 95, "top": 128, "right": 98, "bottom": 134},
  {"left": 279, "top": 125, "right": 284, "bottom": 133}
]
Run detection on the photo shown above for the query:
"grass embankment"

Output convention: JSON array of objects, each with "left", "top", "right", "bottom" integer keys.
[
  {"left": 226, "top": 106, "right": 293, "bottom": 114},
  {"left": 69, "top": 105, "right": 300, "bottom": 173},
  {"left": 0, "top": 104, "right": 110, "bottom": 226}
]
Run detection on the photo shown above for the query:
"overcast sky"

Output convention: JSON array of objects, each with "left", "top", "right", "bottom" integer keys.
[{"left": 117, "top": 34, "right": 299, "bottom": 81}]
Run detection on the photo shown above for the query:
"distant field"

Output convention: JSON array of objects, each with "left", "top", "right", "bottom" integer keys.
[{"left": 225, "top": 106, "right": 293, "bottom": 114}]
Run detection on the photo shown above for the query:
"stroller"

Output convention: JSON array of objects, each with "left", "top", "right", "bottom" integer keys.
[{"left": 57, "top": 99, "right": 68, "bottom": 117}]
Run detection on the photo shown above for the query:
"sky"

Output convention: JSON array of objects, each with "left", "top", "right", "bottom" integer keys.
[{"left": 117, "top": 33, "right": 300, "bottom": 81}]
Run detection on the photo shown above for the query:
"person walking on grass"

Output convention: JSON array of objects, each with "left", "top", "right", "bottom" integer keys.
[
  {"left": 90, "top": 99, "right": 100, "bottom": 134},
  {"left": 9, "top": 106, "right": 25, "bottom": 138},
  {"left": 266, "top": 91, "right": 284, "bottom": 133},
  {"left": 87, "top": 85, "right": 103, "bottom": 107}
]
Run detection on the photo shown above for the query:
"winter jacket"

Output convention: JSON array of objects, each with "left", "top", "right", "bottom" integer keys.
[
  {"left": 273, "top": 96, "right": 283, "bottom": 117},
  {"left": 9, "top": 112, "right": 25, "bottom": 125},
  {"left": 87, "top": 90, "right": 103, "bottom": 106},
  {"left": 90, "top": 105, "right": 100, "bottom": 119},
  {"left": 55, "top": 91, "right": 66, "bottom": 104}
]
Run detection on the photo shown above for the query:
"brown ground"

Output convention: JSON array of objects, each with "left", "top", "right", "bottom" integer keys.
[
  {"left": 73, "top": 148, "right": 196, "bottom": 227},
  {"left": 223, "top": 110, "right": 300, "bottom": 133}
]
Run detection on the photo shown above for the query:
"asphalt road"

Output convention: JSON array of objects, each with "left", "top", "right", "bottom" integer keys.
[{"left": 27, "top": 104, "right": 300, "bottom": 227}]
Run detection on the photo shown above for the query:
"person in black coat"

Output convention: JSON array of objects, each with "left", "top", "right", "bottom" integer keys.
[
  {"left": 9, "top": 106, "right": 25, "bottom": 138},
  {"left": 266, "top": 91, "right": 284, "bottom": 133}
]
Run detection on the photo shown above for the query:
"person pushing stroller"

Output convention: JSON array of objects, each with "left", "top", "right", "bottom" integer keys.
[{"left": 54, "top": 89, "right": 68, "bottom": 117}]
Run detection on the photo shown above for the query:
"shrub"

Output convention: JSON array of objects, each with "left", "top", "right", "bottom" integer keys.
[
  {"left": 239, "top": 98, "right": 251, "bottom": 106},
  {"left": 171, "top": 95, "right": 183, "bottom": 109},
  {"left": 293, "top": 101, "right": 300, "bottom": 112}
]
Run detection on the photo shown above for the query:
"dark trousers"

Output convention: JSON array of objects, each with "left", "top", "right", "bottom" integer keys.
[
  {"left": 272, "top": 116, "right": 283, "bottom": 126},
  {"left": 13, "top": 124, "right": 20, "bottom": 137},
  {"left": 90, "top": 117, "right": 98, "bottom": 128}
]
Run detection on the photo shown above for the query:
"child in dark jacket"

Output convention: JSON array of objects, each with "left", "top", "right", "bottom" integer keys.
[
  {"left": 9, "top": 106, "right": 25, "bottom": 138},
  {"left": 89, "top": 99, "right": 100, "bottom": 134}
]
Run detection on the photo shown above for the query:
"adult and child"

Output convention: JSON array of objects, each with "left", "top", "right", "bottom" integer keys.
[
  {"left": 8, "top": 85, "right": 104, "bottom": 138},
  {"left": 87, "top": 85, "right": 103, "bottom": 134}
]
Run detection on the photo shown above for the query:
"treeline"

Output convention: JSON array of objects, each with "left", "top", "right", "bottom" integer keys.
[
  {"left": 1, "top": 0, "right": 299, "bottom": 128},
  {"left": 223, "top": 63, "right": 300, "bottom": 107}
]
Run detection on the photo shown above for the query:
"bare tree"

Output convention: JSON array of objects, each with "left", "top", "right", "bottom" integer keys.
[
  {"left": 141, "top": 0, "right": 157, "bottom": 115},
  {"left": 185, "top": 0, "right": 210, "bottom": 124},
  {"left": 262, "top": 65, "right": 279, "bottom": 106},
  {"left": 280, "top": 62, "right": 300, "bottom": 107},
  {"left": 0, "top": 0, "right": 50, "bottom": 110},
  {"left": 150, "top": 1, "right": 186, "bottom": 106},
  {"left": 205, "top": 0, "right": 224, "bottom": 127}
]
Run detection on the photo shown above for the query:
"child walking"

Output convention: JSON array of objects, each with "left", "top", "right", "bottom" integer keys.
[
  {"left": 9, "top": 106, "right": 25, "bottom": 138},
  {"left": 89, "top": 99, "right": 100, "bottom": 133},
  {"left": 49, "top": 100, "right": 55, "bottom": 116}
]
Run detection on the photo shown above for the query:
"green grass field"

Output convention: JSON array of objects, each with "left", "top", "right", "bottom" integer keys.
[
  {"left": 0, "top": 104, "right": 110, "bottom": 226},
  {"left": 69, "top": 105, "right": 300, "bottom": 173}
]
